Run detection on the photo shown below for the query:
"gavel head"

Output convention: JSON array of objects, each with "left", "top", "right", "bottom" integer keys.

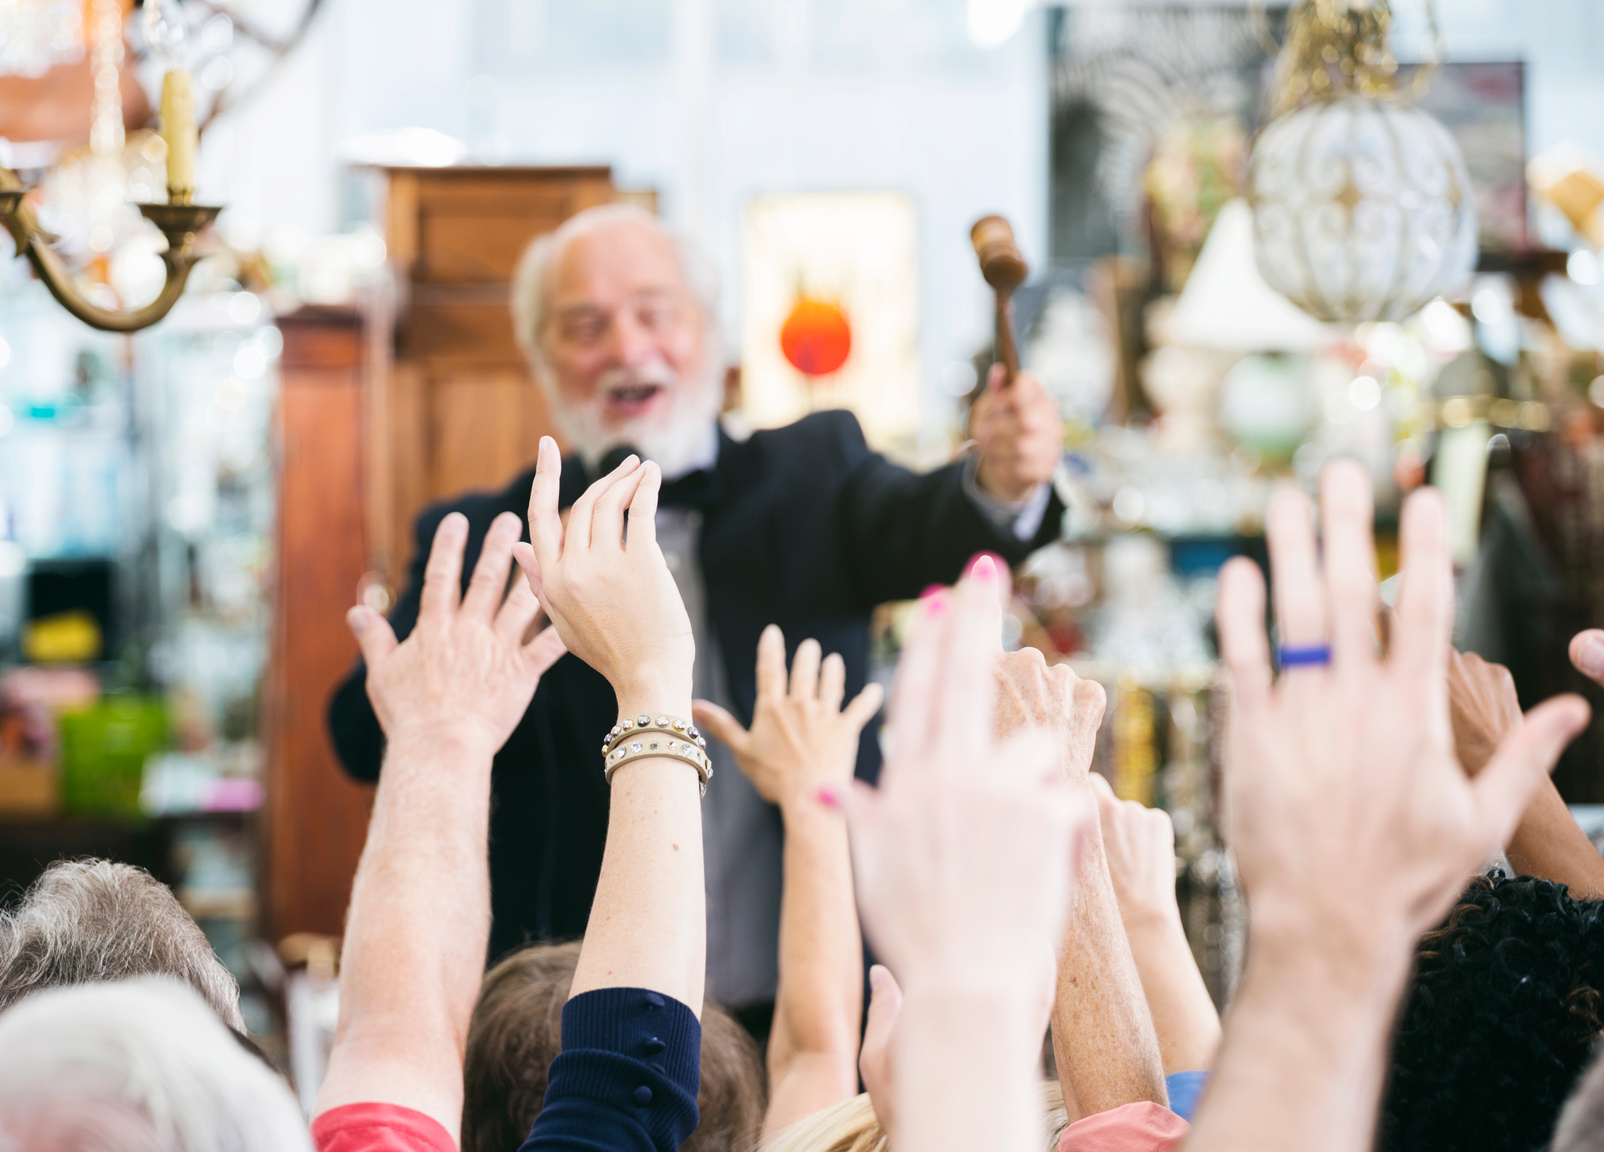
[{"left": 971, "top": 214, "right": 1028, "bottom": 293}]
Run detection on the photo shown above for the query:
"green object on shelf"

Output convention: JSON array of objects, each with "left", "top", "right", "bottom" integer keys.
[{"left": 58, "top": 696, "right": 169, "bottom": 817}]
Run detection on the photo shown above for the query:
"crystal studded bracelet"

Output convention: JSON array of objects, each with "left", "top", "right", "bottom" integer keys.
[{"left": 601, "top": 714, "right": 713, "bottom": 797}]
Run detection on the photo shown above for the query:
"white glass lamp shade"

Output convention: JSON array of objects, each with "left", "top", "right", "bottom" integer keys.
[{"left": 1249, "top": 97, "right": 1478, "bottom": 324}]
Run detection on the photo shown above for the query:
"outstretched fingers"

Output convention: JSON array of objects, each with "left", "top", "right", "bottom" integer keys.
[
  {"left": 346, "top": 605, "right": 398, "bottom": 667},
  {"left": 527, "top": 437, "right": 564, "bottom": 571},
  {"left": 1265, "top": 487, "right": 1327, "bottom": 664},
  {"left": 567, "top": 452, "right": 639, "bottom": 555},
  {"left": 791, "top": 638, "right": 823, "bottom": 701},
  {"left": 463, "top": 512, "right": 523, "bottom": 621},
  {"left": 691, "top": 699, "right": 749, "bottom": 757},
  {"left": 1391, "top": 487, "right": 1454, "bottom": 693},
  {"left": 419, "top": 512, "right": 469, "bottom": 626},
  {"left": 1216, "top": 557, "right": 1273, "bottom": 715},
  {"left": 842, "top": 680, "right": 885, "bottom": 732},
  {"left": 625, "top": 461, "right": 662, "bottom": 550},
  {"left": 1319, "top": 461, "right": 1380, "bottom": 671}
]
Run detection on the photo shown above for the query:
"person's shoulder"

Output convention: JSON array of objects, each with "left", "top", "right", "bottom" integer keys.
[{"left": 745, "top": 410, "right": 869, "bottom": 469}]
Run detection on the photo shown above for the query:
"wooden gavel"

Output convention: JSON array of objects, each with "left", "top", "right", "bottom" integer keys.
[{"left": 971, "top": 214, "right": 1028, "bottom": 389}]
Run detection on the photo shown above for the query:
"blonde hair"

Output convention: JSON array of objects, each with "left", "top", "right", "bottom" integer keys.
[{"left": 762, "top": 1082, "right": 1068, "bottom": 1152}]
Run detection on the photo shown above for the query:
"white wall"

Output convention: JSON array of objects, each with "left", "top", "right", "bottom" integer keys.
[{"left": 192, "top": 0, "right": 1604, "bottom": 437}]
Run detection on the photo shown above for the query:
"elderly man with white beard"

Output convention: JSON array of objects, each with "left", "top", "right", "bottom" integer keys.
[{"left": 327, "top": 204, "right": 1066, "bottom": 1031}]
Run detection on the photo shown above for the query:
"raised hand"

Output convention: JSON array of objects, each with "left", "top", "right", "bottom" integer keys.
[
  {"left": 1447, "top": 647, "right": 1524, "bottom": 778},
  {"left": 1215, "top": 462, "right": 1589, "bottom": 958},
  {"left": 840, "top": 560, "right": 1091, "bottom": 995},
  {"left": 693, "top": 625, "right": 883, "bottom": 811},
  {"left": 348, "top": 509, "right": 567, "bottom": 755},
  {"left": 838, "top": 557, "right": 1094, "bottom": 1152},
  {"left": 515, "top": 436, "right": 694, "bottom": 715},
  {"left": 993, "top": 645, "right": 1105, "bottom": 783},
  {"left": 1090, "top": 772, "right": 1180, "bottom": 930},
  {"left": 968, "top": 366, "right": 1063, "bottom": 502}
]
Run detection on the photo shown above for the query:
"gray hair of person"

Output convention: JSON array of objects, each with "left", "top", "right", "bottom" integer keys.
[
  {"left": 0, "top": 858, "right": 244, "bottom": 1032},
  {"left": 1554, "top": 1043, "right": 1604, "bottom": 1152},
  {"left": 0, "top": 977, "right": 309, "bottom": 1152},
  {"left": 509, "top": 203, "right": 723, "bottom": 378}
]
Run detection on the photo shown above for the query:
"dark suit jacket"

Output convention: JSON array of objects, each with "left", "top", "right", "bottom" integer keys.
[{"left": 327, "top": 410, "right": 1063, "bottom": 960}]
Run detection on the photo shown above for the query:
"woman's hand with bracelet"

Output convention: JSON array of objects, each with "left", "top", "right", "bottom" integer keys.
[{"left": 516, "top": 436, "right": 695, "bottom": 718}]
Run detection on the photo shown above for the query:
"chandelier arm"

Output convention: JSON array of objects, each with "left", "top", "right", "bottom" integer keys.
[
  {"left": 0, "top": 170, "right": 218, "bottom": 333},
  {"left": 18, "top": 227, "right": 193, "bottom": 333}
]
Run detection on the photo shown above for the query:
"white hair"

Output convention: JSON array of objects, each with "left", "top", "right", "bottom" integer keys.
[
  {"left": 509, "top": 204, "right": 725, "bottom": 476},
  {"left": 0, "top": 977, "right": 311, "bottom": 1152},
  {"left": 0, "top": 859, "right": 244, "bottom": 1032}
]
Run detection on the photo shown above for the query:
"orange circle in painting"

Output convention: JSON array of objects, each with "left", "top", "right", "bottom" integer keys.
[{"left": 780, "top": 299, "right": 852, "bottom": 376}]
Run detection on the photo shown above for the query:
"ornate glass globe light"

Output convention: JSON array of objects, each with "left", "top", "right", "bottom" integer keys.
[{"left": 1248, "top": 0, "right": 1476, "bottom": 324}]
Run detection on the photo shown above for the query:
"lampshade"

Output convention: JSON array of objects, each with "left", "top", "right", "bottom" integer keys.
[
  {"left": 1248, "top": 95, "right": 1477, "bottom": 324},
  {"left": 1168, "top": 198, "right": 1329, "bottom": 351}
]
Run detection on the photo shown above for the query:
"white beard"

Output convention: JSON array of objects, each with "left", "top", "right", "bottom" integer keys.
[{"left": 537, "top": 353, "right": 723, "bottom": 480}]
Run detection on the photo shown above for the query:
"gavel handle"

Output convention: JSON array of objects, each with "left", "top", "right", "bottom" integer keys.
[{"left": 994, "top": 290, "right": 1020, "bottom": 388}]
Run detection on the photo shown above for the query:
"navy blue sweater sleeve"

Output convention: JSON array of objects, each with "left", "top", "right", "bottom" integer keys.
[{"left": 517, "top": 988, "right": 702, "bottom": 1152}]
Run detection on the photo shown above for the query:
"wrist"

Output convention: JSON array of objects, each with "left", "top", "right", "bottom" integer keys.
[
  {"left": 613, "top": 674, "right": 694, "bottom": 722},
  {"left": 384, "top": 723, "right": 499, "bottom": 766},
  {"left": 1247, "top": 900, "right": 1416, "bottom": 1001}
]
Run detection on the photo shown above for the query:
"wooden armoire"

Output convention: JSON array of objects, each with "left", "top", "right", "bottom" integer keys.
[
  {"left": 266, "top": 166, "right": 633, "bottom": 942},
  {"left": 364, "top": 164, "right": 623, "bottom": 592}
]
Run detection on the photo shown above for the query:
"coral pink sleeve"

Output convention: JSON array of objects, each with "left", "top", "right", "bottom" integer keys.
[
  {"left": 312, "top": 1103, "right": 457, "bottom": 1152},
  {"left": 1056, "top": 1101, "right": 1190, "bottom": 1152}
]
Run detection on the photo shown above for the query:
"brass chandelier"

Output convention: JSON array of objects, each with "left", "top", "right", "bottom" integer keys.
[{"left": 0, "top": 0, "right": 219, "bottom": 332}]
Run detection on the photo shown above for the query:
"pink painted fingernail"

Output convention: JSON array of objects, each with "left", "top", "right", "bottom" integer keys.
[
  {"left": 920, "top": 590, "right": 949, "bottom": 619},
  {"left": 816, "top": 784, "right": 842, "bottom": 809},
  {"left": 968, "top": 554, "right": 997, "bottom": 582}
]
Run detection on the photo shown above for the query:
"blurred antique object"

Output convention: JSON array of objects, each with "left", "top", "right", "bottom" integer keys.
[
  {"left": 1529, "top": 141, "right": 1604, "bottom": 250},
  {"left": 972, "top": 213, "right": 1029, "bottom": 386},
  {"left": 0, "top": 0, "right": 218, "bottom": 332},
  {"left": 1248, "top": 0, "right": 1477, "bottom": 323}
]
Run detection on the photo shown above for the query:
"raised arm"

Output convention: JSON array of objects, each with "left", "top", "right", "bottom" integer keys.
[
  {"left": 694, "top": 626, "right": 882, "bottom": 1142},
  {"left": 1090, "top": 772, "right": 1220, "bottom": 1079},
  {"left": 314, "top": 510, "right": 567, "bottom": 1140},
  {"left": 513, "top": 439, "right": 709, "bottom": 1152},
  {"left": 1449, "top": 647, "right": 1604, "bottom": 896},
  {"left": 1188, "top": 462, "right": 1589, "bottom": 1152},
  {"left": 841, "top": 558, "right": 1095, "bottom": 1152},
  {"left": 992, "top": 646, "right": 1168, "bottom": 1121}
]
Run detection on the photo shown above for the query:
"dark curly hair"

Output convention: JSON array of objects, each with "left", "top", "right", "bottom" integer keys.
[{"left": 1378, "top": 873, "right": 1604, "bottom": 1152}]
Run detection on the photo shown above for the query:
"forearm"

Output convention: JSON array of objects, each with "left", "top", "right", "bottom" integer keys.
[
  {"left": 1051, "top": 831, "right": 1168, "bottom": 1120},
  {"left": 764, "top": 802, "right": 863, "bottom": 1136},
  {"left": 896, "top": 985, "right": 1043, "bottom": 1152},
  {"left": 570, "top": 680, "right": 707, "bottom": 1015},
  {"left": 1505, "top": 775, "right": 1604, "bottom": 897},
  {"left": 316, "top": 734, "right": 494, "bottom": 1127},
  {"left": 1122, "top": 908, "right": 1222, "bottom": 1074},
  {"left": 1186, "top": 930, "right": 1411, "bottom": 1152}
]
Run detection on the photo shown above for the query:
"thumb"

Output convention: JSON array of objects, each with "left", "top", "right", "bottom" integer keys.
[
  {"left": 863, "top": 964, "right": 903, "bottom": 1052},
  {"left": 524, "top": 624, "right": 568, "bottom": 679},
  {"left": 842, "top": 681, "right": 886, "bottom": 731},
  {"left": 1473, "top": 694, "right": 1591, "bottom": 849},
  {"left": 347, "top": 606, "right": 398, "bottom": 667},
  {"left": 691, "top": 700, "right": 748, "bottom": 753},
  {"left": 512, "top": 541, "right": 544, "bottom": 598},
  {"left": 1570, "top": 629, "right": 1604, "bottom": 684}
]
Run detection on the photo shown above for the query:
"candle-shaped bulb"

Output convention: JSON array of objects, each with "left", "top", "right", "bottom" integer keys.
[
  {"left": 147, "top": 0, "right": 196, "bottom": 203},
  {"left": 144, "top": 0, "right": 188, "bottom": 71}
]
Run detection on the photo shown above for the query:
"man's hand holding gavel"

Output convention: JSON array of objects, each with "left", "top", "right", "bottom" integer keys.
[{"left": 969, "top": 364, "right": 1063, "bottom": 503}]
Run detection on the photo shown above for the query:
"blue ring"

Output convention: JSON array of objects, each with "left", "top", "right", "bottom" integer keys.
[{"left": 1278, "top": 644, "right": 1332, "bottom": 668}]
